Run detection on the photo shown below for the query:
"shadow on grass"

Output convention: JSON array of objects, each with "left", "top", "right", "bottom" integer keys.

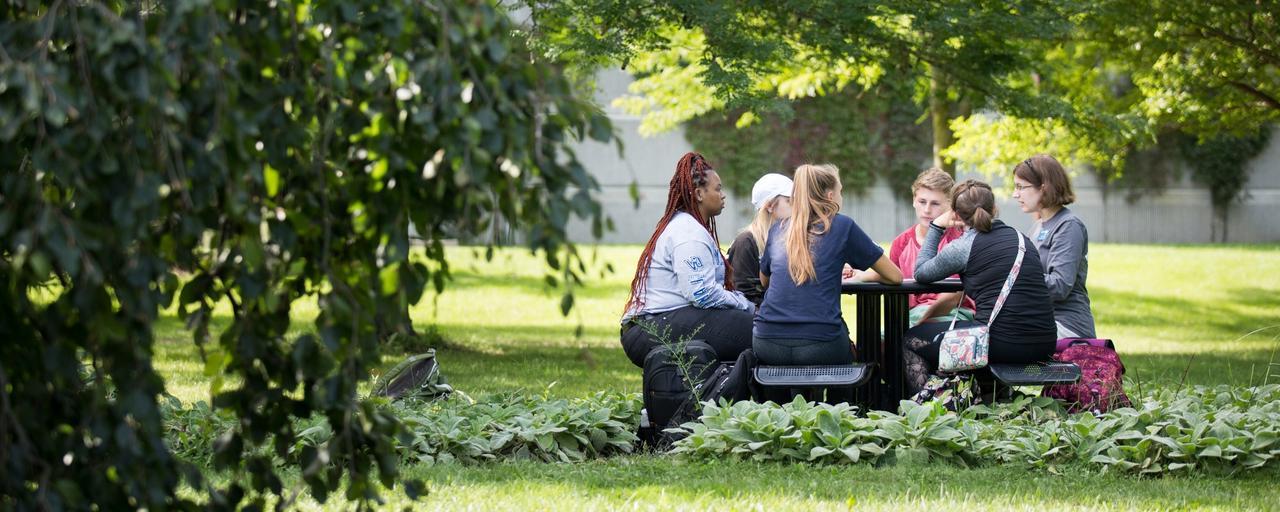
[
  {"left": 423, "top": 341, "right": 639, "bottom": 398},
  {"left": 1224, "top": 286, "right": 1280, "bottom": 316},
  {"left": 403, "top": 458, "right": 1280, "bottom": 509}
]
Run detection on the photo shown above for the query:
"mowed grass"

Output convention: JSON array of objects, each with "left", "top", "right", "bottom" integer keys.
[
  {"left": 151, "top": 243, "right": 1280, "bottom": 510},
  {"left": 295, "top": 460, "right": 1277, "bottom": 511},
  {"left": 156, "top": 243, "right": 1280, "bottom": 403}
]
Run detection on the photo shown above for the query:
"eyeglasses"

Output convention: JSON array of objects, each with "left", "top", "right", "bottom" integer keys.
[{"left": 1014, "top": 158, "right": 1042, "bottom": 194}]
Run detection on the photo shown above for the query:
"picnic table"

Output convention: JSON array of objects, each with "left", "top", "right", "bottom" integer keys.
[{"left": 842, "top": 277, "right": 964, "bottom": 411}]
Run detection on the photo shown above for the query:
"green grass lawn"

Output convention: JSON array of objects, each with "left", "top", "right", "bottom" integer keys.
[{"left": 154, "top": 243, "right": 1280, "bottom": 510}]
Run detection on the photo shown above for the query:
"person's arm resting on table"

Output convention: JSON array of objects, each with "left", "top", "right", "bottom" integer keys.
[
  {"left": 914, "top": 222, "right": 971, "bottom": 284},
  {"left": 867, "top": 254, "right": 902, "bottom": 284},
  {"left": 843, "top": 219, "right": 902, "bottom": 284},
  {"left": 849, "top": 267, "right": 881, "bottom": 282}
]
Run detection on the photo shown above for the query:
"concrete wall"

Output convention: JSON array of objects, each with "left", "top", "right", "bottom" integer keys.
[{"left": 569, "top": 70, "right": 1280, "bottom": 244}]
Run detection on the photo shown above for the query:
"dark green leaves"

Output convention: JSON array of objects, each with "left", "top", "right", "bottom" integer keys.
[
  {"left": 559, "top": 292, "right": 575, "bottom": 316},
  {"left": 1, "top": 0, "right": 610, "bottom": 509},
  {"left": 671, "top": 385, "right": 1280, "bottom": 474}
]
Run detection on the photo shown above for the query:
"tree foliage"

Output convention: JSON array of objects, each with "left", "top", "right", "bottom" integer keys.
[
  {"left": 528, "top": 0, "right": 1277, "bottom": 203},
  {"left": 0, "top": 0, "right": 611, "bottom": 509},
  {"left": 523, "top": 0, "right": 1080, "bottom": 176},
  {"left": 1179, "top": 127, "right": 1274, "bottom": 242},
  {"left": 947, "top": 1, "right": 1276, "bottom": 204},
  {"left": 685, "top": 62, "right": 929, "bottom": 198},
  {"left": 1080, "top": 0, "right": 1279, "bottom": 135}
]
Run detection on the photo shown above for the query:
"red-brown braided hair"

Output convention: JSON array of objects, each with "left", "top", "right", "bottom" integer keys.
[{"left": 625, "top": 152, "right": 734, "bottom": 313}]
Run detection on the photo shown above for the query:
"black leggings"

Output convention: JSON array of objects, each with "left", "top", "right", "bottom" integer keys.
[
  {"left": 902, "top": 320, "right": 1055, "bottom": 396},
  {"left": 619, "top": 306, "right": 753, "bottom": 367},
  {"left": 753, "top": 335, "right": 854, "bottom": 366}
]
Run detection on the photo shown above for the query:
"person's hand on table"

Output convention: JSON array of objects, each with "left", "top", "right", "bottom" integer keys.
[{"left": 842, "top": 264, "right": 856, "bottom": 280}]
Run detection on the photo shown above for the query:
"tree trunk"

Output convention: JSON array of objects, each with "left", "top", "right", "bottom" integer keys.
[
  {"left": 929, "top": 70, "right": 955, "bottom": 175},
  {"left": 1216, "top": 205, "right": 1230, "bottom": 243}
]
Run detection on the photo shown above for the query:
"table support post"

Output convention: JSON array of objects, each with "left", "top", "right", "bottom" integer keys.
[
  {"left": 843, "top": 278, "right": 963, "bottom": 412},
  {"left": 854, "top": 293, "right": 882, "bottom": 411},
  {"left": 883, "top": 295, "right": 910, "bottom": 409}
]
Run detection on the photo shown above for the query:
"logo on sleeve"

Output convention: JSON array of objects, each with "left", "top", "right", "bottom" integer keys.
[{"left": 684, "top": 256, "right": 705, "bottom": 271}]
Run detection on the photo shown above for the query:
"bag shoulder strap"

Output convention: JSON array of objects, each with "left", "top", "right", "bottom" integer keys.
[{"left": 987, "top": 230, "right": 1026, "bottom": 327}]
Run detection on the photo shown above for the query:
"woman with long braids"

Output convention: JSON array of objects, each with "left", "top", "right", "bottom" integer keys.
[
  {"left": 619, "top": 152, "right": 755, "bottom": 367},
  {"left": 905, "top": 180, "right": 1057, "bottom": 396},
  {"left": 753, "top": 164, "right": 903, "bottom": 365}
]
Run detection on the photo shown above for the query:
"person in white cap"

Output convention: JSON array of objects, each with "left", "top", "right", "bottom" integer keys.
[{"left": 727, "top": 173, "right": 794, "bottom": 305}]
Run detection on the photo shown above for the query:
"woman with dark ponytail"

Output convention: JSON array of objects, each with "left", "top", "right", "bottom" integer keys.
[
  {"left": 903, "top": 180, "right": 1057, "bottom": 395},
  {"left": 619, "top": 152, "right": 755, "bottom": 367}
]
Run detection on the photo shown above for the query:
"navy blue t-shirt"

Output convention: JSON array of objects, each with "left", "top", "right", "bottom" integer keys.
[{"left": 754, "top": 214, "right": 884, "bottom": 341}]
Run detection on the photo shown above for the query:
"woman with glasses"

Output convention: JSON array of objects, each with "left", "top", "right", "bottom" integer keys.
[{"left": 1011, "top": 154, "right": 1096, "bottom": 339}]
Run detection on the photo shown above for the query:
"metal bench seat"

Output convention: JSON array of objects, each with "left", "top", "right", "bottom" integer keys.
[
  {"left": 752, "top": 364, "right": 874, "bottom": 405},
  {"left": 988, "top": 362, "right": 1081, "bottom": 386},
  {"left": 753, "top": 364, "right": 873, "bottom": 387}
]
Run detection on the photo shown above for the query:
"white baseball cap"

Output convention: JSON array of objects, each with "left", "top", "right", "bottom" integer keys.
[{"left": 750, "top": 173, "right": 793, "bottom": 210}]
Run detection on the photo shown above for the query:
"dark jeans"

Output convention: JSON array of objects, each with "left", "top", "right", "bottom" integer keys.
[
  {"left": 619, "top": 306, "right": 753, "bottom": 367},
  {"left": 902, "top": 320, "right": 1055, "bottom": 395},
  {"left": 753, "top": 335, "right": 854, "bottom": 366}
]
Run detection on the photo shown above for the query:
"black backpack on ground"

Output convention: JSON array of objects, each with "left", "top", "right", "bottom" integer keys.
[
  {"left": 371, "top": 349, "right": 454, "bottom": 402},
  {"left": 639, "top": 342, "right": 755, "bottom": 448}
]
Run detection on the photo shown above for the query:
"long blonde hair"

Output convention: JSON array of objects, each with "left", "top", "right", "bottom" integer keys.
[
  {"left": 785, "top": 164, "right": 841, "bottom": 285},
  {"left": 746, "top": 197, "right": 781, "bottom": 251}
]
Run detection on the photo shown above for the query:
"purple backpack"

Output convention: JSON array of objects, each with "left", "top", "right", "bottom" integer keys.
[{"left": 1042, "top": 338, "right": 1132, "bottom": 413}]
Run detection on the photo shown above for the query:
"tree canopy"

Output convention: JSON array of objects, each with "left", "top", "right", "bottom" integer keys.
[
  {"left": 525, "top": 0, "right": 1277, "bottom": 188},
  {"left": 949, "top": 1, "right": 1278, "bottom": 178},
  {"left": 524, "top": 0, "right": 1083, "bottom": 173},
  {"left": 0, "top": 0, "right": 611, "bottom": 509}
]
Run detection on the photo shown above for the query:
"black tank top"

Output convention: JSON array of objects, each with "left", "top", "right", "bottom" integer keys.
[{"left": 962, "top": 221, "right": 1057, "bottom": 346}]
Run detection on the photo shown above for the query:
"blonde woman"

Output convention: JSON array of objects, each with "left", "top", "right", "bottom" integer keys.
[
  {"left": 727, "top": 173, "right": 793, "bottom": 305},
  {"left": 753, "top": 164, "right": 903, "bottom": 365}
]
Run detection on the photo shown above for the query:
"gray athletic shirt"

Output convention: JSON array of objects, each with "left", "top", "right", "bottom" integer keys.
[
  {"left": 620, "top": 212, "right": 754, "bottom": 323},
  {"left": 1031, "top": 208, "right": 1096, "bottom": 338}
]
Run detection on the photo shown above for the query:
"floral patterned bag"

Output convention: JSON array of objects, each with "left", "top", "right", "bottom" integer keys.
[
  {"left": 935, "top": 232, "right": 1026, "bottom": 372},
  {"left": 910, "top": 374, "right": 982, "bottom": 411}
]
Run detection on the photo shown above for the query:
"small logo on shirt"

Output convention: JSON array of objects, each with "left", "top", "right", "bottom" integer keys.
[
  {"left": 684, "top": 256, "right": 704, "bottom": 271},
  {"left": 1037, "top": 229, "right": 1049, "bottom": 242}
]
